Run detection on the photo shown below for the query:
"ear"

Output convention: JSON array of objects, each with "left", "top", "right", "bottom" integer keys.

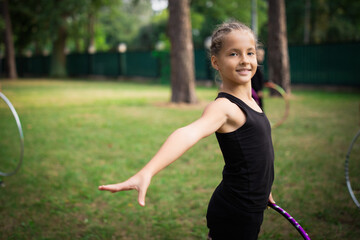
[{"left": 211, "top": 55, "right": 219, "bottom": 71}]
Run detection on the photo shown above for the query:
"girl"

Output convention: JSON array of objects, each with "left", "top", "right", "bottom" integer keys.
[{"left": 99, "top": 20, "right": 275, "bottom": 240}]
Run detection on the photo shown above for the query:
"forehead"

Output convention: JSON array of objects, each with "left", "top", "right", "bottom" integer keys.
[{"left": 222, "top": 30, "right": 256, "bottom": 50}]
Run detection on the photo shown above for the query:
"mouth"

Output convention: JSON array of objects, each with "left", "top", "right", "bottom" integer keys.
[{"left": 236, "top": 69, "right": 251, "bottom": 75}]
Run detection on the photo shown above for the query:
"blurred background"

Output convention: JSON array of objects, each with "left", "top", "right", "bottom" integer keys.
[
  {"left": 1, "top": 1, "right": 360, "bottom": 239},
  {"left": 1, "top": 0, "right": 359, "bottom": 88}
]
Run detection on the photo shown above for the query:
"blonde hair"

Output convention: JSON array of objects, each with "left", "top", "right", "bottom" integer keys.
[{"left": 210, "top": 20, "right": 257, "bottom": 57}]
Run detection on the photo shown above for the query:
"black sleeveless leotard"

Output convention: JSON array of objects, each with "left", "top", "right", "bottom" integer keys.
[{"left": 206, "top": 92, "right": 274, "bottom": 239}]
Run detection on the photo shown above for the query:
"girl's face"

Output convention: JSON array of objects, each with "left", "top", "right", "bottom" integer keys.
[{"left": 211, "top": 30, "right": 257, "bottom": 87}]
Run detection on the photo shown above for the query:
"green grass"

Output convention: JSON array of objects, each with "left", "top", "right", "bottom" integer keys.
[{"left": 0, "top": 79, "right": 359, "bottom": 240}]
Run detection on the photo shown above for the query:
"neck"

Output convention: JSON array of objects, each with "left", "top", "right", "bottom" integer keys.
[{"left": 220, "top": 82, "right": 252, "bottom": 100}]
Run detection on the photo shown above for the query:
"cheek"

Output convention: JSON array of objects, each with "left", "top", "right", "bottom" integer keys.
[
  {"left": 252, "top": 57, "right": 258, "bottom": 66},
  {"left": 252, "top": 59, "right": 258, "bottom": 70},
  {"left": 251, "top": 63, "right": 257, "bottom": 76}
]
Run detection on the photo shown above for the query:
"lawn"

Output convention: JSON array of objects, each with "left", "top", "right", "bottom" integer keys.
[{"left": 0, "top": 79, "right": 359, "bottom": 240}]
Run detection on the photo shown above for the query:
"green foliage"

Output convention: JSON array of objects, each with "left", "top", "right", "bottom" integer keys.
[
  {"left": 8, "top": 0, "right": 50, "bottom": 54},
  {"left": 5, "top": 0, "right": 360, "bottom": 56},
  {"left": 0, "top": 79, "right": 359, "bottom": 239},
  {"left": 190, "top": 0, "right": 268, "bottom": 48},
  {"left": 130, "top": 8, "right": 169, "bottom": 51},
  {"left": 8, "top": 0, "right": 90, "bottom": 54},
  {"left": 190, "top": 11, "right": 206, "bottom": 48},
  {"left": 7, "top": 0, "right": 122, "bottom": 54},
  {"left": 96, "top": 0, "right": 153, "bottom": 51},
  {"left": 286, "top": 0, "right": 360, "bottom": 44}
]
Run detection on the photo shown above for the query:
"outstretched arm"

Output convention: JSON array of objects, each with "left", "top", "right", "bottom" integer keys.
[{"left": 99, "top": 100, "right": 229, "bottom": 206}]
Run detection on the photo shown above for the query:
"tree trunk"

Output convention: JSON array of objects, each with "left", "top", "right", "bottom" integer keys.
[
  {"left": 2, "top": 0, "right": 18, "bottom": 79},
  {"left": 168, "top": 0, "right": 197, "bottom": 103},
  {"left": 50, "top": 24, "right": 67, "bottom": 78},
  {"left": 268, "top": 0, "right": 291, "bottom": 94}
]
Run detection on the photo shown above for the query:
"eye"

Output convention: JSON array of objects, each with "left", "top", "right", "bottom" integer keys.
[
  {"left": 248, "top": 52, "right": 255, "bottom": 56},
  {"left": 229, "top": 52, "right": 238, "bottom": 56}
]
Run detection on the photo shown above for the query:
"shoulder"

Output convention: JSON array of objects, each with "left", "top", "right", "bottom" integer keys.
[
  {"left": 203, "top": 97, "right": 236, "bottom": 114},
  {"left": 203, "top": 96, "right": 245, "bottom": 121},
  {"left": 210, "top": 96, "right": 246, "bottom": 132},
  {"left": 214, "top": 96, "right": 241, "bottom": 113}
]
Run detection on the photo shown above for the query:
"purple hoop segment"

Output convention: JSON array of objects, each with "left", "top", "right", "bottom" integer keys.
[{"left": 267, "top": 202, "right": 311, "bottom": 240}]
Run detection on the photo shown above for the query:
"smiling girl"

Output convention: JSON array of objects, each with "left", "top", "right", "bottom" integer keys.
[{"left": 99, "top": 20, "right": 275, "bottom": 240}]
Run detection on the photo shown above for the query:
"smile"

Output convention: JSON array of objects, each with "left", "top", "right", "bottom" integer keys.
[{"left": 236, "top": 69, "right": 251, "bottom": 74}]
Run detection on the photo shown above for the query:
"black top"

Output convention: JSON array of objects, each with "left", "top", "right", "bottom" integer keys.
[{"left": 215, "top": 92, "right": 274, "bottom": 212}]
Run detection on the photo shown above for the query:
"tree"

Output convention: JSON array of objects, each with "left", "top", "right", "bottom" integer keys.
[
  {"left": 49, "top": 0, "right": 88, "bottom": 78},
  {"left": 1, "top": 0, "right": 17, "bottom": 79},
  {"left": 96, "top": 0, "right": 153, "bottom": 51},
  {"left": 285, "top": 0, "right": 360, "bottom": 45},
  {"left": 268, "top": 0, "right": 291, "bottom": 93},
  {"left": 303, "top": 0, "right": 311, "bottom": 44},
  {"left": 48, "top": 0, "right": 120, "bottom": 77},
  {"left": 168, "top": 0, "right": 197, "bottom": 103},
  {"left": 190, "top": 0, "right": 268, "bottom": 48},
  {"left": 7, "top": 0, "right": 52, "bottom": 55},
  {"left": 50, "top": 22, "right": 68, "bottom": 78},
  {"left": 6, "top": 0, "right": 118, "bottom": 77}
]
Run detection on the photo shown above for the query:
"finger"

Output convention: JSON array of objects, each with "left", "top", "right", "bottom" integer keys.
[
  {"left": 268, "top": 193, "right": 275, "bottom": 204},
  {"left": 98, "top": 183, "right": 133, "bottom": 192},
  {"left": 98, "top": 184, "right": 118, "bottom": 191},
  {"left": 138, "top": 187, "right": 148, "bottom": 207}
]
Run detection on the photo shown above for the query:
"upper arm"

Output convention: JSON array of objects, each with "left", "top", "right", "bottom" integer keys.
[{"left": 181, "top": 98, "right": 237, "bottom": 140}]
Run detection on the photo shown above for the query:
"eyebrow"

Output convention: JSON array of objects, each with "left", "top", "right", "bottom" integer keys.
[{"left": 227, "top": 47, "right": 256, "bottom": 52}]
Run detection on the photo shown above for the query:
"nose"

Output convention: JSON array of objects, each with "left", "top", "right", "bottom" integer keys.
[{"left": 239, "top": 53, "right": 249, "bottom": 65}]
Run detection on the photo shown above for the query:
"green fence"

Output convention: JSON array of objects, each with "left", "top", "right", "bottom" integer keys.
[
  {"left": 67, "top": 53, "right": 91, "bottom": 76},
  {"left": 286, "top": 42, "right": 360, "bottom": 86},
  {"left": 3, "top": 42, "right": 360, "bottom": 86},
  {"left": 16, "top": 55, "right": 51, "bottom": 76},
  {"left": 66, "top": 51, "right": 157, "bottom": 77}
]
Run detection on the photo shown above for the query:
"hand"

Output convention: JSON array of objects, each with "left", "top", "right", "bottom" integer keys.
[
  {"left": 98, "top": 172, "right": 152, "bottom": 207},
  {"left": 268, "top": 192, "right": 275, "bottom": 204}
]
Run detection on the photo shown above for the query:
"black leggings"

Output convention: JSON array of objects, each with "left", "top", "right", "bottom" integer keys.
[
  {"left": 206, "top": 187, "right": 264, "bottom": 240},
  {"left": 207, "top": 210, "right": 263, "bottom": 240}
]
